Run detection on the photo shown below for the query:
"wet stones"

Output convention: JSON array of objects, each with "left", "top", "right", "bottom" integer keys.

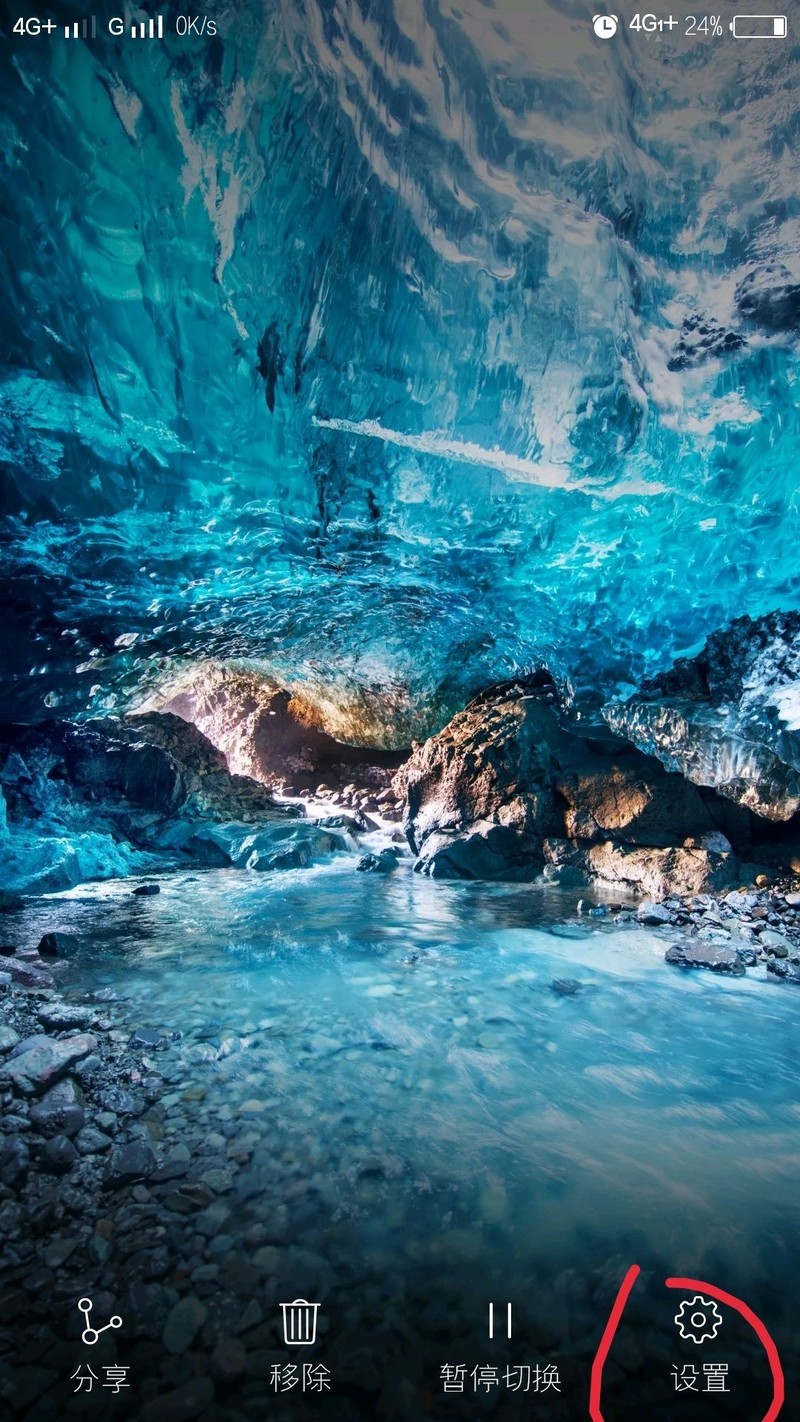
[
  {"left": 210, "top": 1336, "right": 247, "bottom": 1383},
  {"left": 139, "top": 1376, "right": 214, "bottom": 1422},
  {"left": 758, "top": 929, "right": 791, "bottom": 956},
  {"left": 29, "top": 1078, "right": 85, "bottom": 1137},
  {"left": 0, "top": 1032, "right": 97, "bottom": 1096},
  {"left": 4, "top": 960, "right": 55, "bottom": 989},
  {"left": 0, "top": 1024, "right": 20, "bottom": 1052},
  {"left": 637, "top": 900, "right": 674, "bottom": 926},
  {"left": 550, "top": 979, "right": 585, "bottom": 996},
  {"left": 103, "top": 1140, "right": 157, "bottom": 1188},
  {"left": 75, "top": 1125, "right": 113, "bottom": 1154},
  {"left": 37, "top": 930, "right": 82, "bottom": 958},
  {"left": 767, "top": 959, "right": 800, "bottom": 984},
  {"left": 97, "top": 1085, "right": 140, "bottom": 1115},
  {"left": 129, "top": 1027, "right": 174, "bottom": 1051},
  {"left": 0, "top": 1136, "right": 30, "bottom": 1188},
  {"left": 665, "top": 942, "right": 747, "bottom": 975},
  {"left": 152, "top": 1143, "right": 192, "bottom": 1182},
  {"left": 40, "top": 1133, "right": 79, "bottom": 1174},
  {"left": 37, "top": 1001, "right": 97, "bottom": 1031},
  {"left": 356, "top": 848, "right": 399, "bottom": 873}
]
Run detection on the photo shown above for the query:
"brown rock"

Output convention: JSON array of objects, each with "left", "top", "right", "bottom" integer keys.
[
  {"left": 555, "top": 754, "right": 720, "bottom": 848},
  {"left": 395, "top": 690, "right": 562, "bottom": 880},
  {"left": 584, "top": 842, "right": 737, "bottom": 900}
]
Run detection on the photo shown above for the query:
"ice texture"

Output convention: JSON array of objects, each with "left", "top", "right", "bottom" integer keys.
[{"left": 0, "top": 3, "right": 799, "bottom": 736}]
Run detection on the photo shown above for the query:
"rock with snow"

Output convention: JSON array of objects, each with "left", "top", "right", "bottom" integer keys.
[{"left": 605, "top": 612, "right": 800, "bottom": 821}]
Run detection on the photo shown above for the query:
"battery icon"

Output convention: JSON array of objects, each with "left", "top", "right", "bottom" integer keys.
[{"left": 730, "top": 14, "right": 787, "bottom": 36}]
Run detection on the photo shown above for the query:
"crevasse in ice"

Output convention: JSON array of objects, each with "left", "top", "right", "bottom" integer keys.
[{"left": 0, "top": 1, "right": 798, "bottom": 739}]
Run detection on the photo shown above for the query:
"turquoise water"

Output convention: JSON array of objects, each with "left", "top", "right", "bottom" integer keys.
[{"left": 36, "top": 861, "right": 800, "bottom": 1417}]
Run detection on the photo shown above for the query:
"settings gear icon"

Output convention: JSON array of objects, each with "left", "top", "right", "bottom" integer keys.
[{"left": 674, "top": 1295, "right": 723, "bottom": 1345}]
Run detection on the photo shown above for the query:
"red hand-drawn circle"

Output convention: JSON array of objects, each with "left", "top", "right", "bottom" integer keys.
[{"left": 589, "top": 1264, "right": 784, "bottom": 1422}]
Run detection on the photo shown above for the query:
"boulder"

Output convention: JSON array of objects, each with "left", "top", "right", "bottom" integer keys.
[
  {"left": 394, "top": 682, "right": 752, "bottom": 892},
  {"left": 583, "top": 843, "right": 738, "bottom": 900},
  {"left": 767, "top": 960, "right": 800, "bottom": 984},
  {"left": 0, "top": 1137, "right": 30, "bottom": 1188},
  {"left": 103, "top": 1140, "right": 156, "bottom": 1188},
  {"left": 734, "top": 263, "right": 800, "bottom": 331},
  {"left": 37, "top": 931, "right": 82, "bottom": 959},
  {"left": 665, "top": 941, "right": 747, "bottom": 975},
  {"left": 414, "top": 823, "right": 548, "bottom": 881},
  {"left": 3, "top": 959, "right": 56, "bottom": 989},
  {"left": 1, "top": 1034, "right": 97, "bottom": 1096},
  {"left": 29, "top": 1078, "right": 85, "bottom": 1137},
  {"left": 40, "top": 1133, "right": 78, "bottom": 1174},
  {"left": 395, "top": 687, "right": 563, "bottom": 881},
  {"left": 637, "top": 901, "right": 674, "bottom": 926},
  {"left": 555, "top": 753, "right": 722, "bottom": 848},
  {"left": 97, "top": 712, "right": 296, "bottom": 823},
  {"left": 356, "top": 849, "right": 399, "bottom": 874}
]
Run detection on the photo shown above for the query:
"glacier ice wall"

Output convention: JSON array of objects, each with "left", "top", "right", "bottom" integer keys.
[{"left": 0, "top": 1, "right": 799, "bottom": 741}]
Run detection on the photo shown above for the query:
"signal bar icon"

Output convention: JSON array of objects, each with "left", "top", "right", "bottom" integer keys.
[
  {"left": 64, "top": 17, "right": 97, "bottom": 38},
  {"left": 131, "top": 15, "right": 164, "bottom": 39}
]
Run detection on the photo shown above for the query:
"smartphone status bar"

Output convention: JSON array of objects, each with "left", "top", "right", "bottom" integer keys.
[
  {"left": 11, "top": 13, "right": 218, "bottom": 40},
  {"left": 592, "top": 12, "right": 788, "bottom": 39}
]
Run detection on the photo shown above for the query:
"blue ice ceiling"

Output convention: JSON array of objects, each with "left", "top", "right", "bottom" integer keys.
[{"left": 1, "top": 0, "right": 799, "bottom": 742}]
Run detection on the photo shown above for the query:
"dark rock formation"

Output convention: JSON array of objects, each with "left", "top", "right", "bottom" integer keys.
[
  {"left": 734, "top": 263, "right": 800, "bottom": 331},
  {"left": 668, "top": 313, "right": 745, "bottom": 371},
  {"left": 604, "top": 612, "right": 800, "bottom": 820},
  {"left": 394, "top": 688, "right": 563, "bottom": 880},
  {"left": 356, "top": 848, "right": 399, "bottom": 873},
  {"left": 665, "top": 940, "right": 747, "bottom": 975},
  {"left": 393, "top": 682, "right": 755, "bottom": 891}
]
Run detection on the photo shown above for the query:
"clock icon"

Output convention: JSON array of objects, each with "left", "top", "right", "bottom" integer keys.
[{"left": 592, "top": 14, "right": 619, "bottom": 37}]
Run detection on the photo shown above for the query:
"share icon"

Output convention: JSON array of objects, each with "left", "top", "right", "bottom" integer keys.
[{"left": 78, "top": 1297, "right": 123, "bottom": 1346}]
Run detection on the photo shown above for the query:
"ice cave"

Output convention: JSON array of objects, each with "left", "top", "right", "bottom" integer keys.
[{"left": 1, "top": 2, "right": 799, "bottom": 1418}]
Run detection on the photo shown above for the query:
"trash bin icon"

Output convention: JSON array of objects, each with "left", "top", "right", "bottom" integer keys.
[{"left": 280, "top": 1299, "right": 320, "bottom": 1346}]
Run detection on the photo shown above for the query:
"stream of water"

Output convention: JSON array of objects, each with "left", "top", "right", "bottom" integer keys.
[{"left": 21, "top": 855, "right": 798, "bottom": 1419}]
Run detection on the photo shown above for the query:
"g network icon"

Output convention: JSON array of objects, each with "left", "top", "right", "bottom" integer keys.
[{"left": 593, "top": 15, "right": 619, "bottom": 37}]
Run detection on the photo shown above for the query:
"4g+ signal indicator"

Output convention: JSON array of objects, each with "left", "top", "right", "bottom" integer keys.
[{"left": 629, "top": 14, "right": 725, "bottom": 33}]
